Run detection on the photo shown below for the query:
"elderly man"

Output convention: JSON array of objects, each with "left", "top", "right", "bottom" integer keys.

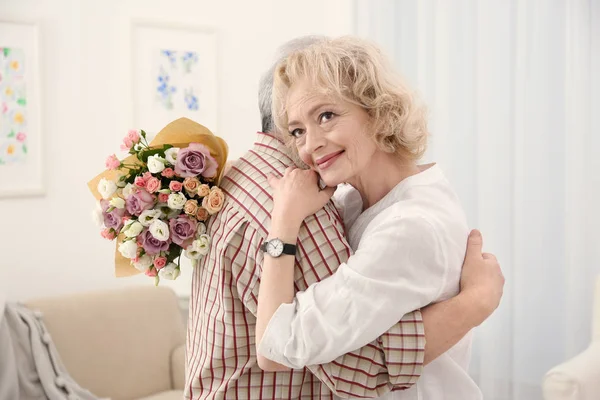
[{"left": 184, "top": 36, "right": 504, "bottom": 400}]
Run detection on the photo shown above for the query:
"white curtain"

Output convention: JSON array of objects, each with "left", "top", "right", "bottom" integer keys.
[{"left": 354, "top": 1, "right": 600, "bottom": 399}]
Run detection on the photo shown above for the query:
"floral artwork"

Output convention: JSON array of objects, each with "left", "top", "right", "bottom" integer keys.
[
  {"left": 155, "top": 49, "right": 200, "bottom": 112},
  {"left": 0, "top": 47, "right": 27, "bottom": 165}
]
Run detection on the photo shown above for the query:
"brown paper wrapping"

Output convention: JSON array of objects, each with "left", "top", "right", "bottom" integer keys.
[{"left": 88, "top": 117, "right": 229, "bottom": 277}]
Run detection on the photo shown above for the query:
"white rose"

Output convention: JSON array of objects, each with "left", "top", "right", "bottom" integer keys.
[
  {"left": 158, "top": 262, "right": 180, "bottom": 280},
  {"left": 92, "top": 202, "right": 104, "bottom": 227},
  {"left": 184, "top": 241, "right": 201, "bottom": 260},
  {"left": 123, "top": 221, "right": 143, "bottom": 238},
  {"left": 196, "top": 234, "right": 211, "bottom": 256},
  {"left": 149, "top": 219, "right": 170, "bottom": 241},
  {"left": 132, "top": 254, "right": 152, "bottom": 272},
  {"left": 147, "top": 154, "right": 166, "bottom": 173},
  {"left": 118, "top": 240, "right": 138, "bottom": 259},
  {"left": 164, "top": 147, "right": 180, "bottom": 165},
  {"left": 196, "top": 222, "right": 207, "bottom": 236},
  {"left": 122, "top": 183, "right": 134, "bottom": 198},
  {"left": 138, "top": 209, "right": 163, "bottom": 227},
  {"left": 168, "top": 193, "right": 187, "bottom": 210},
  {"left": 109, "top": 197, "right": 125, "bottom": 209},
  {"left": 98, "top": 178, "right": 117, "bottom": 200}
]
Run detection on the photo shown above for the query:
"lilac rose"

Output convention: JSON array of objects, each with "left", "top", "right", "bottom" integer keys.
[
  {"left": 126, "top": 189, "right": 155, "bottom": 216},
  {"left": 174, "top": 143, "right": 218, "bottom": 178},
  {"left": 139, "top": 228, "right": 170, "bottom": 255},
  {"left": 101, "top": 199, "right": 126, "bottom": 232},
  {"left": 169, "top": 215, "right": 198, "bottom": 248}
]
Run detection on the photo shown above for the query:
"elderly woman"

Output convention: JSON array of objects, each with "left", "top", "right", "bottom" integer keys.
[{"left": 255, "top": 37, "right": 488, "bottom": 399}]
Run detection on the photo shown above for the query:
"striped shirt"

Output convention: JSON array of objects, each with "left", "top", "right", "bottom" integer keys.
[{"left": 184, "top": 132, "right": 425, "bottom": 400}]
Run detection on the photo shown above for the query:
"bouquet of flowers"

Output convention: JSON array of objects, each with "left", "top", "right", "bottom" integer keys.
[{"left": 88, "top": 118, "right": 228, "bottom": 284}]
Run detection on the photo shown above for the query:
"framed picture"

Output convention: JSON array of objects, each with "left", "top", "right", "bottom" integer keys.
[
  {"left": 131, "top": 21, "right": 218, "bottom": 137},
  {"left": 0, "top": 21, "right": 43, "bottom": 197}
]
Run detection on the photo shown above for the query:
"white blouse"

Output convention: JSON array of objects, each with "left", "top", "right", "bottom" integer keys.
[{"left": 258, "top": 164, "right": 482, "bottom": 400}]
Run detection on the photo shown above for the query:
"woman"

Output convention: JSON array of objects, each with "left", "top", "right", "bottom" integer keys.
[{"left": 255, "top": 37, "right": 482, "bottom": 399}]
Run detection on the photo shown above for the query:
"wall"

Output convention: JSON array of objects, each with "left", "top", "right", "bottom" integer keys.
[{"left": 0, "top": 0, "right": 353, "bottom": 300}]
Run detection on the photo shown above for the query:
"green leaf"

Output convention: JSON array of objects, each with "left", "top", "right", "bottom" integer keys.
[
  {"left": 22, "top": 144, "right": 27, "bottom": 154},
  {"left": 7, "top": 130, "right": 15, "bottom": 138},
  {"left": 138, "top": 144, "right": 173, "bottom": 163},
  {"left": 3, "top": 48, "right": 10, "bottom": 57},
  {"left": 16, "top": 98, "right": 26, "bottom": 106}
]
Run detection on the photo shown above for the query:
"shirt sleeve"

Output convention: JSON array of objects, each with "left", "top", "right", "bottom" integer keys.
[
  {"left": 257, "top": 215, "right": 446, "bottom": 371},
  {"left": 255, "top": 205, "right": 427, "bottom": 395}
]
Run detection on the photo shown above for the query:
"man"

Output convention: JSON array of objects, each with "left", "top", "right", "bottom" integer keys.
[{"left": 184, "top": 36, "right": 504, "bottom": 400}]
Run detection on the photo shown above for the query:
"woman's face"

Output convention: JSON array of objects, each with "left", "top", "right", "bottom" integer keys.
[{"left": 286, "top": 79, "right": 379, "bottom": 187}]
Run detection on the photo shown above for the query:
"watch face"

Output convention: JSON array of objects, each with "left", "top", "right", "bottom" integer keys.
[{"left": 267, "top": 239, "right": 284, "bottom": 257}]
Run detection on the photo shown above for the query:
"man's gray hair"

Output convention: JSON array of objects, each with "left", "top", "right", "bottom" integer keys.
[{"left": 258, "top": 35, "right": 327, "bottom": 133}]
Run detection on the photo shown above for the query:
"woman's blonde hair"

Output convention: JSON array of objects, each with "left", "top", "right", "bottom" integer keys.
[{"left": 272, "top": 36, "right": 428, "bottom": 161}]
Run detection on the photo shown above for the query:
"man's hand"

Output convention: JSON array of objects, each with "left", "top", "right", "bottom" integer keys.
[{"left": 459, "top": 229, "right": 505, "bottom": 326}]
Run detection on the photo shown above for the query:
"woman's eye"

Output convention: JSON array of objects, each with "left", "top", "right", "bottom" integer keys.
[
  {"left": 319, "top": 112, "right": 334, "bottom": 124},
  {"left": 289, "top": 128, "right": 304, "bottom": 138}
]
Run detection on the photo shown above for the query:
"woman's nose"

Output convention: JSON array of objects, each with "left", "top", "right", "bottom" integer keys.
[{"left": 305, "top": 128, "right": 326, "bottom": 153}]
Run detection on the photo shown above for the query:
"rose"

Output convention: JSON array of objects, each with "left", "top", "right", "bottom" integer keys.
[
  {"left": 169, "top": 181, "right": 183, "bottom": 192},
  {"left": 101, "top": 199, "right": 126, "bottom": 231},
  {"left": 138, "top": 209, "right": 163, "bottom": 227},
  {"left": 127, "top": 129, "right": 140, "bottom": 143},
  {"left": 146, "top": 177, "right": 161, "bottom": 193},
  {"left": 169, "top": 215, "right": 198, "bottom": 248},
  {"left": 147, "top": 154, "right": 166, "bottom": 174},
  {"left": 123, "top": 221, "right": 144, "bottom": 238},
  {"left": 98, "top": 178, "right": 117, "bottom": 200},
  {"left": 158, "top": 193, "right": 169, "bottom": 203},
  {"left": 184, "top": 199, "right": 199, "bottom": 216},
  {"left": 158, "top": 263, "right": 180, "bottom": 280},
  {"left": 142, "top": 171, "right": 153, "bottom": 182},
  {"left": 100, "top": 228, "right": 116, "bottom": 240},
  {"left": 197, "top": 184, "right": 210, "bottom": 197},
  {"left": 149, "top": 219, "right": 170, "bottom": 241},
  {"left": 174, "top": 143, "right": 218, "bottom": 178},
  {"left": 164, "top": 148, "right": 180, "bottom": 165},
  {"left": 132, "top": 254, "right": 152, "bottom": 272},
  {"left": 153, "top": 256, "right": 167, "bottom": 270},
  {"left": 195, "top": 207, "right": 209, "bottom": 222},
  {"left": 161, "top": 168, "right": 175, "bottom": 178},
  {"left": 109, "top": 197, "right": 125, "bottom": 209},
  {"left": 134, "top": 176, "right": 146, "bottom": 188},
  {"left": 196, "top": 235, "right": 211, "bottom": 256},
  {"left": 183, "top": 177, "right": 200, "bottom": 196},
  {"left": 126, "top": 190, "right": 154, "bottom": 216},
  {"left": 168, "top": 193, "right": 187, "bottom": 210},
  {"left": 120, "top": 138, "right": 133, "bottom": 151},
  {"left": 105, "top": 154, "right": 120, "bottom": 170},
  {"left": 145, "top": 267, "right": 158, "bottom": 277},
  {"left": 202, "top": 187, "right": 225, "bottom": 214},
  {"left": 118, "top": 240, "right": 139, "bottom": 259},
  {"left": 122, "top": 183, "right": 135, "bottom": 198},
  {"left": 139, "top": 229, "right": 170, "bottom": 255}
]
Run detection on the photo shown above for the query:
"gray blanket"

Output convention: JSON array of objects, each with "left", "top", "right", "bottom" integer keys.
[{"left": 0, "top": 296, "right": 101, "bottom": 400}]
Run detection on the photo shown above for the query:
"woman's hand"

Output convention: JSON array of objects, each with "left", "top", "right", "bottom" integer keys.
[{"left": 268, "top": 167, "right": 335, "bottom": 227}]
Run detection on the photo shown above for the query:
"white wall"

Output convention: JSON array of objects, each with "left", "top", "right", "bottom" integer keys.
[{"left": 0, "top": 0, "right": 353, "bottom": 301}]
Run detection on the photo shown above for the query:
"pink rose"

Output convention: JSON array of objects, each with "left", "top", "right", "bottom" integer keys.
[
  {"left": 153, "top": 256, "right": 167, "bottom": 270},
  {"left": 158, "top": 193, "right": 169, "bottom": 203},
  {"left": 146, "top": 177, "right": 161, "bottom": 193},
  {"left": 161, "top": 168, "right": 175, "bottom": 178},
  {"left": 100, "top": 228, "right": 116, "bottom": 240},
  {"left": 145, "top": 267, "right": 158, "bottom": 277},
  {"left": 142, "top": 171, "right": 153, "bottom": 182},
  {"left": 195, "top": 207, "right": 209, "bottom": 222},
  {"left": 202, "top": 187, "right": 225, "bottom": 215},
  {"left": 126, "top": 189, "right": 155, "bottom": 216},
  {"left": 184, "top": 199, "right": 199, "bottom": 216},
  {"left": 122, "top": 137, "right": 133, "bottom": 150},
  {"left": 105, "top": 154, "right": 120, "bottom": 170},
  {"left": 134, "top": 176, "right": 146, "bottom": 188},
  {"left": 183, "top": 177, "right": 200, "bottom": 196},
  {"left": 197, "top": 184, "right": 210, "bottom": 197},
  {"left": 169, "top": 181, "right": 183, "bottom": 192},
  {"left": 127, "top": 129, "right": 140, "bottom": 143},
  {"left": 175, "top": 143, "right": 218, "bottom": 178}
]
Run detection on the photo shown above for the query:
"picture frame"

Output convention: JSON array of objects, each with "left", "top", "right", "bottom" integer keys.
[{"left": 0, "top": 21, "right": 43, "bottom": 198}]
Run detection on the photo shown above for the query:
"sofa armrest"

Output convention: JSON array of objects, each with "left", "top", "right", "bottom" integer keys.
[
  {"left": 543, "top": 342, "right": 600, "bottom": 400},
  {"left": 171, "top": 344, "right": 186, "bottom": 390}
]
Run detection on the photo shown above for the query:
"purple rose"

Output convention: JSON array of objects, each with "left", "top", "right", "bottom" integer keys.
[
  {"left": 126, "top": 189, "right": 155, "bottom": 216},
  {"left": 169, "top": 215, "right": 198, "bottom": 248},
  {"left": 139, "top": 229, "right": 170, "bottom": 255},
  {"left": 175, "top": 143, "right": 218, "bottom": 178},
  {"left": 101, "top": 199, "right": 126, "bottom": 232}
]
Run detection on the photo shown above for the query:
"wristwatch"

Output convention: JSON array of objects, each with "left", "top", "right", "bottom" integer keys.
[{"left": 260, "top": 238, "right": 296, "bottom": 258}]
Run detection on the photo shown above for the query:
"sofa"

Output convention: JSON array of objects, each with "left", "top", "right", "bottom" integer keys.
[
  {"left": 542, "top": 276, "right": 600, "bottom": 400},
  {"left": 23, "top": 286, "right": 186, "bottom": 400}
]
